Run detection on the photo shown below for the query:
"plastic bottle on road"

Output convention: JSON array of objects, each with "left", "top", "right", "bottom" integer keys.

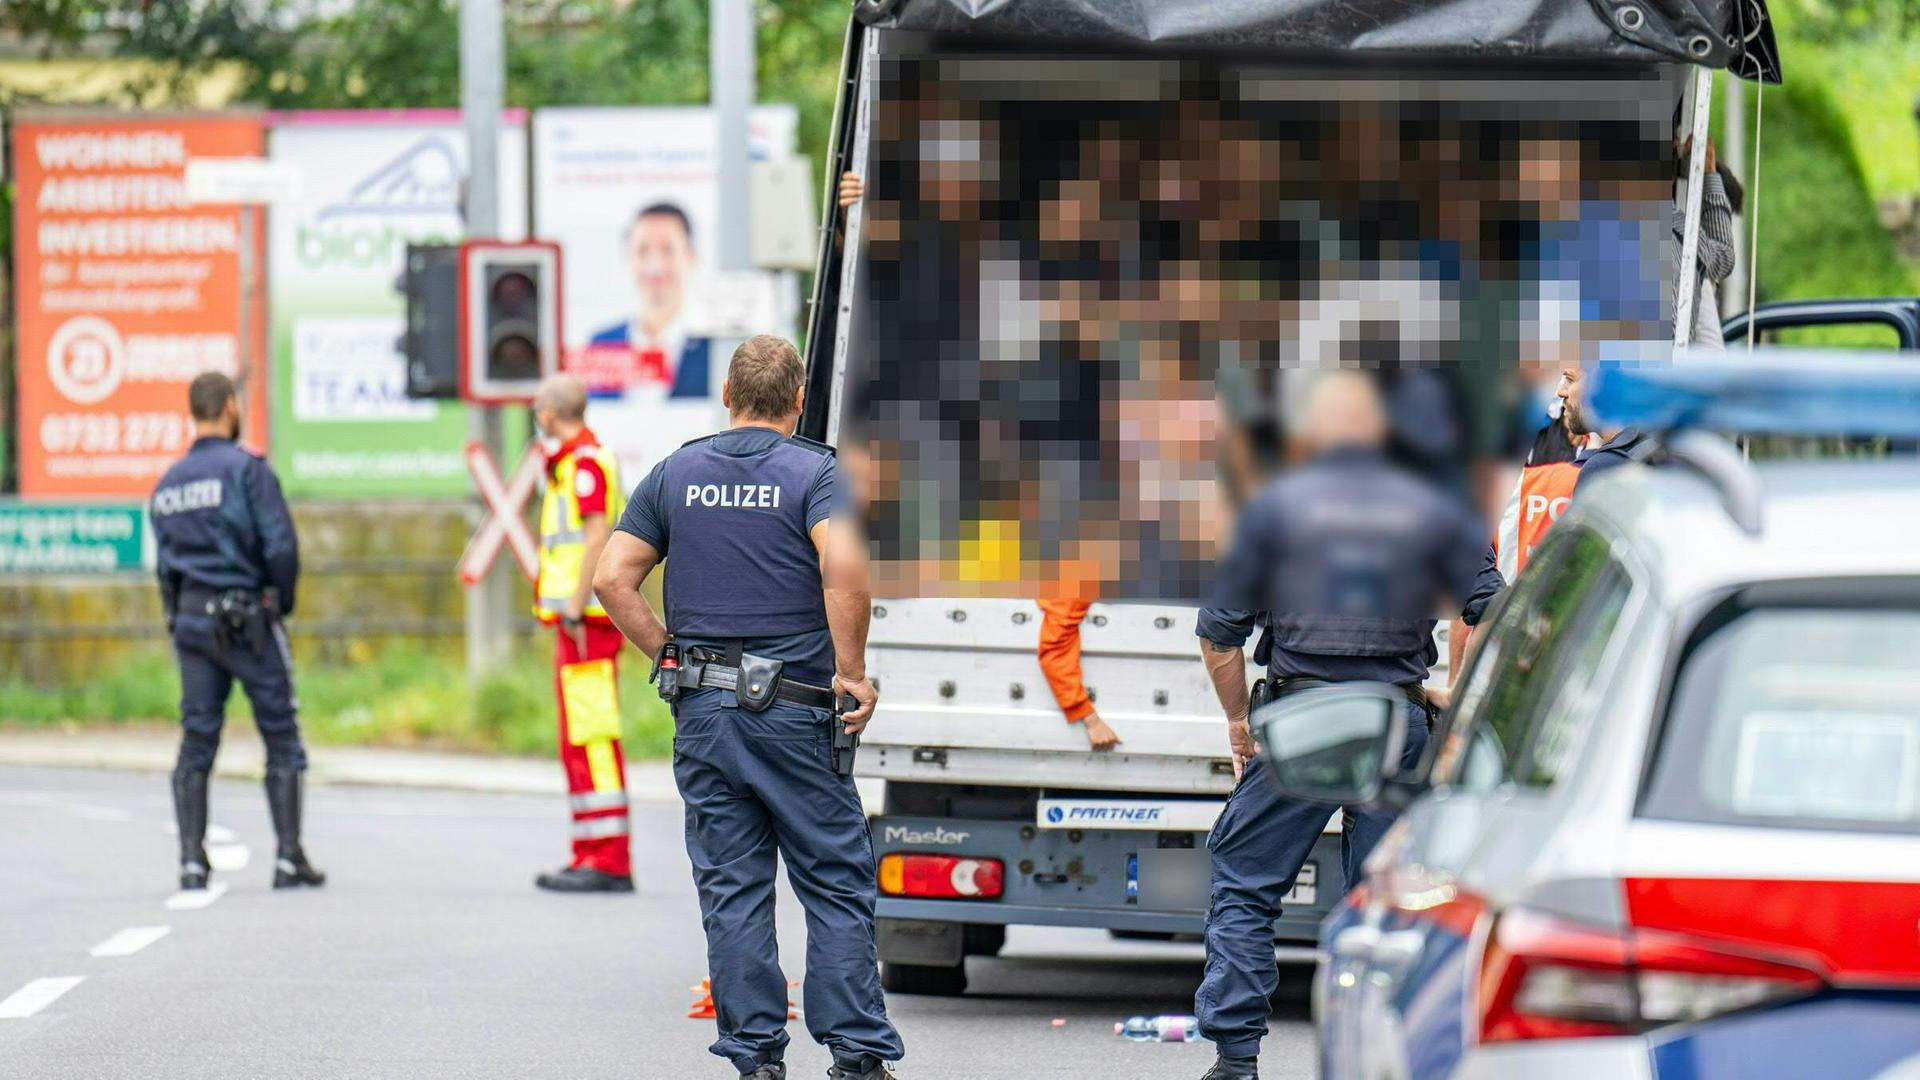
[{"left": 1114, "top": 1015, "right": 1199, "bottom": 1042}]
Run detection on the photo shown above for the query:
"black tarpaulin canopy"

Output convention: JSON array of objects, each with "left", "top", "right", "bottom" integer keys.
[{"left": 853, "top": 0, "right": 1781, "bottom": 83}]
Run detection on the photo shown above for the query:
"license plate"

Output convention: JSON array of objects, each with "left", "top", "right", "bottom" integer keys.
[
  {"left": 1282, "top": 862, "right": 1318, "bottom": 907},
  {"left": 1135, "top": 848, "right": 1208, "bottom": 911},
  {"left": 1132, "top": 851, "right": 1319, "bottom": 910}
]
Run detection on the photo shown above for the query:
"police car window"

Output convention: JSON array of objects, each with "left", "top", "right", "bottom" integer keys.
[
  {"left": 1444, "top": 527, "right": 1617, "bottom": 792},
  {"left": 1516, "top": 556, "right": 1632, "bottom": 787},
  {"left": 1642, "top": 607, "right": 1920, "bottom": 835}
]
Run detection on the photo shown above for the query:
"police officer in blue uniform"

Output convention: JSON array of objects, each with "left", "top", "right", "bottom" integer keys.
[
  {"left": 1192, "top": 371, "right": 1485, "bottom": 1080},
  {"left": 150, "top": 372, "right": 324, "bottom": 892},
  {"left": 592, "top": 335, "right": 904, "bottom": 1080}
]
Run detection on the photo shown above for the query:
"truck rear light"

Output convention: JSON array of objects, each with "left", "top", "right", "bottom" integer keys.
[
  {"left": 878, "top": 854, "right": 1005, "bottom": 900},
  {"left": 1478, "top": 907, "right": 1824, "bottom": 1045}
]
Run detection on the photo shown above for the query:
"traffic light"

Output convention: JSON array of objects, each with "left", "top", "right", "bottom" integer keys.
[
  {"left": 401, "top": 244, "right": 460, "bottom": 400},
  {"left": 458, "top": 240, "right": 563, "bottom": 404}
]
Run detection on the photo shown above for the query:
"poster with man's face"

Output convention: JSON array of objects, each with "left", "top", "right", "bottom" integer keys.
[{"left": 532, "top": 106, "right": 797, "bottom": 484}]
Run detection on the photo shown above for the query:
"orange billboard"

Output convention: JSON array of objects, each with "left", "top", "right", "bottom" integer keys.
[{"left": 11, "top": 113, "right": 268, "bottom": 498}]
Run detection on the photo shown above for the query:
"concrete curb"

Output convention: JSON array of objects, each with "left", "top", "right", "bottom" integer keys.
[
  {"left": 0, "top": 729, "right": 672, "bottom": 801},
  {"left": 0, "top": 728, "right": 885, "bottom": 810}
]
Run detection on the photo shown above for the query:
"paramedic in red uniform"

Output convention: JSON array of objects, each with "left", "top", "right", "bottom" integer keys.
[{"left": 531, "top": 374, "right": 634, "bottom": 893}]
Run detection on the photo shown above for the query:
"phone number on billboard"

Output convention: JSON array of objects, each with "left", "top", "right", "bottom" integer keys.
[{"left": 39, "top": 411, "right": 194, "bottom": 455}]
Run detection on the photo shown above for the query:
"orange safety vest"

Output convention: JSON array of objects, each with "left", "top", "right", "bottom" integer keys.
[{"left": 1508, "top": 460, "right": 1581, "bottom": 579}]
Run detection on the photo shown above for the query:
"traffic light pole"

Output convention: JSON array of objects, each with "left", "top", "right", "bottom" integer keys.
[{"left": 461, "top": 0, "right": 512, "bottom": 681}]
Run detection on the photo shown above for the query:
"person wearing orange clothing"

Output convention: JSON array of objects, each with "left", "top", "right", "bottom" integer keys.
[
  {"left": 1036, "top": 598, "right": 1123, "bottom": 751},
  {"left": 530, "top": 374, "right": 634, "bottom": 893}
]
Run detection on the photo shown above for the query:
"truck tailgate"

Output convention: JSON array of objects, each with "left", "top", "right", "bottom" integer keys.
[
  {"left": 860, "top": 597, "right": 1236, "bottom": 793},
  {"left": 858, "top": 596, "right": 1451, "bottom": 795}
]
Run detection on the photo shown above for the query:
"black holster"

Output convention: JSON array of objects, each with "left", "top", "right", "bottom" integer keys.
[{"left": 831, "top": 694, "right": 860, "bottom": 776}]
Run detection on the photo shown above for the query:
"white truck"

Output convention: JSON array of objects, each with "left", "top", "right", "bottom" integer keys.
[{"left": 857, "top": 596, "right": 1357, "bottom": 994}]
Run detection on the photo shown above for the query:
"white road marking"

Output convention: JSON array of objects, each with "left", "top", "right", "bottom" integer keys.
[
  {"left": 162, "top": 823, "right": 239, "bottom": 842},
  {"left": 164, "top": 882, "right": 228, "bottom": 911},
  {"left": 164, "top": 822, "right": 249, "bottom": 869},
  {"left": 0, "top": 977, "right": 85, "bottom": 1019},
  {"left": 89, "top": 926, "right": 171, "bottom": 958}
]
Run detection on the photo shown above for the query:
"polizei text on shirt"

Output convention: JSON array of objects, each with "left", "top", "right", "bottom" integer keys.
[{"left": 685, "top": 483, "right": 783, "bottom": 509}]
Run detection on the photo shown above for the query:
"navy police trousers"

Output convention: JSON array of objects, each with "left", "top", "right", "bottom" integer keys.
[
  {"left": 672, "top": 689, "right": 904, "bottom": 1074},
  {"left": 1195, "top": 697, "right": 1430, "bottom": 1058},
  {"left": 172, "top": 611, "right": 306, "bottom": 775}
]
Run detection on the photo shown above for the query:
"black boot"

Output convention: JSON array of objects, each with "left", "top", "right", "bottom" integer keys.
[
  {"left": 264, "top": 768, "right": 326, "bottom": 888},
  {"left": 171, "top": 768, "right": 211, "bottom": 890},
  {"left": 1199, "top": 1056, "right": 1259, "bottom": 1080},
  {"left": 742, "top": 1064, "right": 786, "bottom": 1080},
  {"left": 533, "top": 865, "right": 634, "bottom": 893},
  {"left": 826, "top": 1062, "right": 896, "bottom": 1080}
]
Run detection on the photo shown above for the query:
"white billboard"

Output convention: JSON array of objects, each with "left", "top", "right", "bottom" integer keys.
[{"left": 532, "top": 105, "right": 798, "bottom": 484}]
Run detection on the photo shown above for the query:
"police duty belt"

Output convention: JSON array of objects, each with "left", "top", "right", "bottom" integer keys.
[{"left": 666, "top": 653, "right": 837, "bottom": 712}]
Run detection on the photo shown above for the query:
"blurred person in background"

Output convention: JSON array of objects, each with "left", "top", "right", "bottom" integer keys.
[
  {"left": 1451, "top": 311, "right": 1595, "bottom": 676},
  {"left": 1561, "top": 361, "right": 1650, "bottom": 493},
  {"left": 530, "top": 374, "right": 634, "bottom": 894},
  {"left": 151, "top": 372, "right": 323, "bottom": 892},
  {"left": 1191, "top": 370, "right": 1486, "bottom": 1080},
  {"left": 1674, "top": 134, "right": 1740, "bottom": 349}
]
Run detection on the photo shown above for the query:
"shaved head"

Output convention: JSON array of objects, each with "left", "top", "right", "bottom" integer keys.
[
  {"left": 1297, "top": 370, "right": 1387, "bottom": 452},
  {"left": 534, "top": 374, "right": 588, "bottom": 423}
]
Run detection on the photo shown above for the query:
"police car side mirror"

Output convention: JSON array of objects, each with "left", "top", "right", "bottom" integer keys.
[{"left": 1253, "top": 685, "right": 1406, "bottom": 806}]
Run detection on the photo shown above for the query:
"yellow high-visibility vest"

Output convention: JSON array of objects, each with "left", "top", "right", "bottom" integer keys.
[{"left": 534, "top": 442, "right": 625, "bottom": 623}]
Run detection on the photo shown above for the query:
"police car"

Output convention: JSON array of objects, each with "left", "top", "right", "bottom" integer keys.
[{"left": 1257, "top": 356, "right": 1920, "bottom": 1080}]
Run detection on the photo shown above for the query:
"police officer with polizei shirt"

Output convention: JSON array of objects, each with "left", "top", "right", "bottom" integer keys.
[
  {"left": 149, "top": 372, "right": 324, "bottom": 893},
  {"left": 1191, "top": 371, "right": 1485, "bottom": 1080},
  {"left": 592, "top": 335, "right": 904, "bottom": 1080}
]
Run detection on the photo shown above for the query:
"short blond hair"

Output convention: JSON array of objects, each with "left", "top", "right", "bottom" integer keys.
[
  {"left": 533, "top": 373, "right": 587, "bottom": 422},
  {"left": 727, "top": 334, "right": 804, "bottom": 420}
]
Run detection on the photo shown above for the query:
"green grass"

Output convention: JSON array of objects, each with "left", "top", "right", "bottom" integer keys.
[
  {"left": 0, "top": 642, "right": 675, "bottom": 759},
  {"left": 1722, "top": 47, "right": 1920, "bottom": 346}
]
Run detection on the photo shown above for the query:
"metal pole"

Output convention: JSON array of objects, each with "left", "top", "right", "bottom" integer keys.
[
  {"left": 237, "top": 204, "right": 254, "bottom": 410},
  {"left": 711, "top": 0, "right": 755, "bottom": 275},
  {"left": 1673, "top": 66, "right": 1714, "bottom": 350},
  {"left": 826, "top": 30, "right": 878, "bottom": 447},
  {"left": 1722, "top": 71, "right": 1749, "bottom": 318},
  {"left": 461, "top": 0, "right": 511, "bottom": 678}
]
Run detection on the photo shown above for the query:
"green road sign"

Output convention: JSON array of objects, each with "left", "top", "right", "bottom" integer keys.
[{"left": 0, "top": 503, "right": 150, "bottom": 574}]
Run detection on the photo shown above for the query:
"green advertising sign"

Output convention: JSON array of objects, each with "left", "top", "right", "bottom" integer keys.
[
  {"left": 0, "top": 503, "right": 149, "bottom": 574},
  {"left": 267, "top": 114, "right": 528, "bottom": 498}
]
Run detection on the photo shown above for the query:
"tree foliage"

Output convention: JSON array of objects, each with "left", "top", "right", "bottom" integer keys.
[{"left": 4, "top": 0, "right": 851, "bottom": 168}]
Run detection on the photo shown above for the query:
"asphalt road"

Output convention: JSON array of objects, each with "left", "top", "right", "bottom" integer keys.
[{"left": 0, "top": 765, "right": 1314, "bottom": 1079}]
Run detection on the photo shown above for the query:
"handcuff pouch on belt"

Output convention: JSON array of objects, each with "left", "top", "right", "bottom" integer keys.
[{"left": 734, "top": 654, "right": 784, "bottom": 712}]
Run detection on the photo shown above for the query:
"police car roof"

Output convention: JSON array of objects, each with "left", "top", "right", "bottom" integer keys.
[{"left": 1570, "top": 458, "right": 1920, "bottom": 600}]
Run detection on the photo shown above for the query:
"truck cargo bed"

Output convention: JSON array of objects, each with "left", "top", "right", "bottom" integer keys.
[{"left": 860, "top": 597, "right": 1237, "bottom": 795}]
